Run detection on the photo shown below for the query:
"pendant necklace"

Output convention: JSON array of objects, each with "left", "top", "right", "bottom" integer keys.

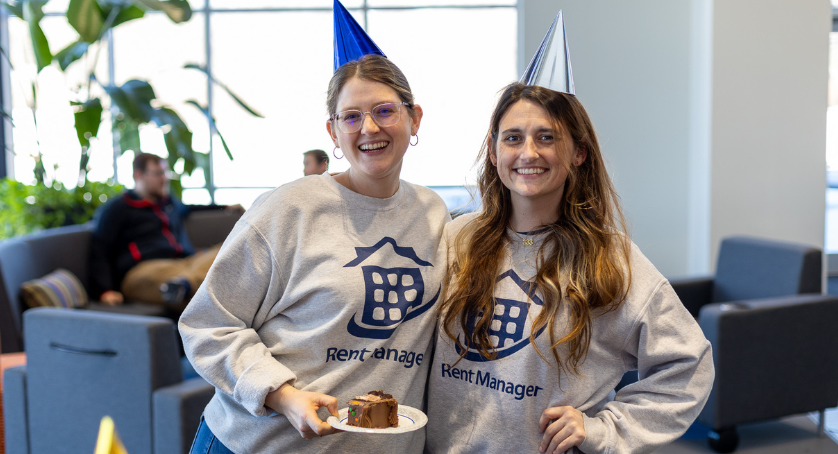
[{"left": 510, "top": 229, "right": 534, "bottom": 246}]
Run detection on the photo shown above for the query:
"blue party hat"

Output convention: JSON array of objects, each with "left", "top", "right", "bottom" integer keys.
[
  {"left": 334, "top": 0, "right": 386, "bottom": 71},
  {"left": 519, "top": 10, "right": 574, "bottom": 95}
]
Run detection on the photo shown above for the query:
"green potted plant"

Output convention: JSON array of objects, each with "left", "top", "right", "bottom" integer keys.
[{"left": 1, "top": 0, "right": 262, "bottom": 198}]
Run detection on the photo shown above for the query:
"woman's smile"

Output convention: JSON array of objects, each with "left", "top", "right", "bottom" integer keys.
[
  {"left": 514, "top": 166, "right": 548, "bottom": 176},
  {"left": 358, "top": 140, "right": 390, "bottom": 153}
]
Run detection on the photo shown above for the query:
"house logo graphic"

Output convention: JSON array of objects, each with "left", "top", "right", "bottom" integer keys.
[
  {"left": 344, "top": 237, "right": 440, "bottom": 339},
  {"left": 456, "top": 269, "right": 545, "bottom": 361}
]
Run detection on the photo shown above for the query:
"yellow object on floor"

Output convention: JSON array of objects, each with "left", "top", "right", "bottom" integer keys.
[{"left": 94, "top": 416, "right": 128, "bottom": 454}]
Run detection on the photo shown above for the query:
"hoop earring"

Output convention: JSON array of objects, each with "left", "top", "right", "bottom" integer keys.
[
  {"left": 410, "top": 134, "right": 419, "bottom": 146},
  {"left": 333, "top": 146, "right": 344, "bottom": 160}
]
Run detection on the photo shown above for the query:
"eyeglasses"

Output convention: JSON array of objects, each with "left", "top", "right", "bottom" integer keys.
[{"left": 330, "top": 102, "right": 410, "bottom": 134}]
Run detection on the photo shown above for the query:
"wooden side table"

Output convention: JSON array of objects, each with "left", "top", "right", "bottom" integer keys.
[{"left": 0, "top": 353, "right": 27, "bottom": 454}]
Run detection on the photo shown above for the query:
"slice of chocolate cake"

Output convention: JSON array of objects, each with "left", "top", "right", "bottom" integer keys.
[{"left": 346, "top": 390, "right": 398, "bottom": 429}]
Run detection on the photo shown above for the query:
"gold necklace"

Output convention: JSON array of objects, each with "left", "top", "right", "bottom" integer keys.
[{"left": 510, "top": 229, "right": 534, "bottom": 246}]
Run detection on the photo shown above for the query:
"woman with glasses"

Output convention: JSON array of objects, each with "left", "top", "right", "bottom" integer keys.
[
  {"left": 424, "top": 81, "right": 714, "bottom": 454},
  {"left": 179, "top": 53, "right": 449, "bottom": 454}
]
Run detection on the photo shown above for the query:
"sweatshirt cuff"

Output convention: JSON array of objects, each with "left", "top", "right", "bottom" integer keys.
[
  {"left": 579, "top": 414, "right": 609, "bottom": 454},
  {"left": 233, "top": 355, "right": 297, "bottom": 417}
]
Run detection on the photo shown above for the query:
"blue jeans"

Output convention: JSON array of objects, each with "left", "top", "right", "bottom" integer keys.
[{"left": 190, "top": 416, "right": 235, "bottom": 454}]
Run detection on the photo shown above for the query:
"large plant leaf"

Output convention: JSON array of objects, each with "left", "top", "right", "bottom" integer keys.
[
  {"left": 169, "top": 128, "right": 195, "bottom": 162},
  {"left": 134, "top": 0, "right": 191, "bottom": 23},
  {"left": 183, "top": 64, "right": 264, "bottom": 118},
  {"left": 185, "top": 99, "right": 233, "bottom": 161},
  {"left": 2, "top": 0, "right": 47, "bottom": 18},
  {"left": 105, "top": 85, "right": 143, "bottom": 122},
  {"left": 182, "top": 152, "right": 196, "bottom": 175},
  {"left": 0, "top": 45, "right": 13, "bottom": 69},
  {"left": 105, "top": 79, "right": 156, "bottom": 122},
  {"left": 110, "top": 4, "right": 144, "bottom": 27},
  {"left": 24, "top": 2, "right": 51, "bottom": 72},
  {"left": 27, "top": 21, "right": 51, "bottom": 71},
  {"left": 24, "top": 1, "right": 48, "bottom": 15},
  {"left": 153, "top": 105, "right": 186, "bottom": 131},
  {"left": 157, "top": 107, "right": 196, "bottom": 178},
  {"left": 55, "top": 40, "right": 89, "bottom": 70},
  {"left": 114, "top": 116, "right": 140, "bottom": 153},
  {"left": 159, "top": 108, "right": 193, "bottom": 151},
  {"left": 1, "top": 109, "right": 14, "bottom": 125},
  {"left": 122, "top": 79, "right": 156, "bottom": 104},
  {"left": 73, "top": 98, "right": 102, "bottom": 147},
  {"left": 1, "top": 1, "right": 24, "bottom": 18},
  {"left": 168, "top": 177, "right": 182, "bottom": 199},
  {"left": 67, "top": 0, "right": 105, "bottom": 43},
  {"left": 193, "top": 150, "right": 209, "bottom": 170}
]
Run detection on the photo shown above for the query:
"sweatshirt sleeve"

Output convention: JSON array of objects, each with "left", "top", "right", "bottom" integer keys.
[
  {"left": 178, "top": 219, "right": 296, "bottom": 417},
  {"left": 579, "top": 281, "right": 715, "bottom": 454}
]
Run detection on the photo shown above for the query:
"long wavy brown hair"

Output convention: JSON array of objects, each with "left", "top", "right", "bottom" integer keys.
[{"left": 441, "top": 83, "right": 631, "bottom": 378}]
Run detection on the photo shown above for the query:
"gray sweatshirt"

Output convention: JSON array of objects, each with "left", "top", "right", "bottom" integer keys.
[
  {"left": 179, "top": 174, "right": 450, "bottom": 454},
  {"left": 426, "top": 213, "right": 714, "bottom": 454}
]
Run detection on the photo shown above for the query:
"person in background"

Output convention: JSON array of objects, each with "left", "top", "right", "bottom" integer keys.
[
  {"left": 89, "top": 152, "right": 241, "bottom": 308},
  {"left": 303, "top": 149, "right": 330, "bottom": 176}
]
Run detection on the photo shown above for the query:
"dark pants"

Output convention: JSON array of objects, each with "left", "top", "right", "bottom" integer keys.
[{"left": 190, "top": 416, "right": 235, "bottom": 454}]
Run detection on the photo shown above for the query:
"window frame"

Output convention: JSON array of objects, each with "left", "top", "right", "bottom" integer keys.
[{"left": 0, "top": 1, "right": 517, "bottom": 201}]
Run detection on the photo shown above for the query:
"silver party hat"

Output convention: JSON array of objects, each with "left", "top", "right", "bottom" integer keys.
[{"left": 519, "top": 10, "right": 574, "bottom": 95}]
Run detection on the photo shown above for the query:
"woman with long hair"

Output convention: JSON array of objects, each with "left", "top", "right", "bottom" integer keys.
[
  {"left": 179, "top": 52, "right": 449, "bottom": 453},
  {"left": 425, "top": 82, "right": 714, "bottom": 453}
]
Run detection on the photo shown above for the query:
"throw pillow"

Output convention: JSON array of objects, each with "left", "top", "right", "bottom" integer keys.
[{"left": 20, "top": 268, "right": 89, "bottom": 309}]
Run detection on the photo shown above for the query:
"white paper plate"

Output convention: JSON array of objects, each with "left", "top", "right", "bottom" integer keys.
[{"left": 326, "top": 404, "right": 427, "bottom": 434}]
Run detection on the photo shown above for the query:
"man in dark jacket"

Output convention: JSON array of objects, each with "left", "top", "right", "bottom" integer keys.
[{"left": 89, "top": 153, "right": 233, "bottom": 306}]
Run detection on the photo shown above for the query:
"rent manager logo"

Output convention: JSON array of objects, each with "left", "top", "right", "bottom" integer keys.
[
  {"left": 456, "top": 269, "right": 546, "bottom": 361},
  {"left": 344, "top": 237, "right": 440, "bottom": 339}
]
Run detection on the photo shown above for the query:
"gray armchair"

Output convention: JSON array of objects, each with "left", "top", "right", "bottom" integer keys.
[
  {"left": 674, "top": 236, "right": 823, "bottom": 317},
  {"left": 670, "top": 236, "right": 838, "bottom": 452},
  {"left": 3, "top": 307, "right": 214, "bottom": 454}
]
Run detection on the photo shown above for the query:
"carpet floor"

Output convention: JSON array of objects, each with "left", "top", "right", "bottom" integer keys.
[{"left": 656, "top": 412, "right": 838, "bottom": 454}]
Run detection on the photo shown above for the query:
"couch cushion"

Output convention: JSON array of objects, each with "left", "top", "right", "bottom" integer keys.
[
  {"left": 20, "top": 222, "right": 94, "bottom": 288},
  {"left": 20, "top": 268, "right": 89, "bottom": 309},
  {"left": 185, "top": 210, "right": 242, "bottom": 249}
]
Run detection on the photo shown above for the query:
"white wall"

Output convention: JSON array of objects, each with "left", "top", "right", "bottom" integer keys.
[
  {"left": 519, "top": 0, "right": 830, "bottom": 277},
  {"left": 519, "top": 0, "right": 699, "bottom": 276},
  {"left": 710, "top": 0, "right": 830, "bottom": 268}
]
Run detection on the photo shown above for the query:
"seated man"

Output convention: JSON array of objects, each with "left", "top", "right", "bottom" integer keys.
[{"left": 89, "top": 152, "right": 238, "bottom": 307}]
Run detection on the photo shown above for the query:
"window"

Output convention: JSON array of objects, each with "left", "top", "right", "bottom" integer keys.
[
  {"left": 3, "top": 1, "right": 516, "bottom": 209},
  {"left": 827, "top": 2, "right": 838, "bottom": 253}
]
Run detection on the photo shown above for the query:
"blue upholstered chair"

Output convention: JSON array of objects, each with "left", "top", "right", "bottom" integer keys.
[
  {"left": 672, "top": 236, "right": 838, "bottom": 452},
  {"left": 3, "top": 308, "right": 213, "bottom": 454}
]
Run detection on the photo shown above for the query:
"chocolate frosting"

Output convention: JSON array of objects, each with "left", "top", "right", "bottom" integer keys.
[{"left": 346, "top": 390, "right": 399, "bottom": 428}]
